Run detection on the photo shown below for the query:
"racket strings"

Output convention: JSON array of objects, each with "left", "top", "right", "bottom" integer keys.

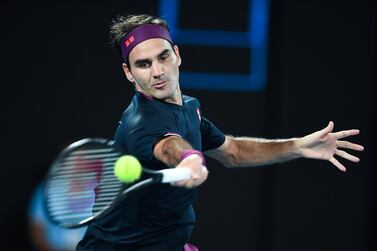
[{"left": 45, "top": 143, "right": 124, "bottom": 227}]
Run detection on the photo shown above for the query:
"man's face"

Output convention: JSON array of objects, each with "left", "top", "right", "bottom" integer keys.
[{"left": 123, "top": 38, "right": 182, "bottom": 104}]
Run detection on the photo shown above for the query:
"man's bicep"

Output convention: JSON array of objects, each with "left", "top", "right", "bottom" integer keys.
[{"left": 200, "top": 117, "right": 226, "bottom": 151}]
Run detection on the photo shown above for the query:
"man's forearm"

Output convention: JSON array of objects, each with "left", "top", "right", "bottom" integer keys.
[
  {"left": 227, "top": 136, "right": 302, "bottom": 167},
  {"left": 153, "top": 136, "right": 208, "bottom": 189},
  {"left": 154, "top": 136, "right": 193, "bottom": 167}
]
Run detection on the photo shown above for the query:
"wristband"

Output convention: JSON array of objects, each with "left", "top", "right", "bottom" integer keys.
[{"left": 180, "top": 149, "right": 206, "bottom": 165}]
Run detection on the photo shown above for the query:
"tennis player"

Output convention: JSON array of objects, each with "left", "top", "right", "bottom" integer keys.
[{"left": 76, "top": 14, "right": 364, "bottom": 251}]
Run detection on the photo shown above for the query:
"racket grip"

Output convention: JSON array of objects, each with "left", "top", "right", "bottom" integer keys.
[{"left": 159, "top": 168, "right": 192, "bottom": 183}]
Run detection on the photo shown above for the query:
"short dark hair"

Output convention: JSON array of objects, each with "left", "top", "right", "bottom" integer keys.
[{"left": 109, "top": 14, "right": 169, "bottom": 56}]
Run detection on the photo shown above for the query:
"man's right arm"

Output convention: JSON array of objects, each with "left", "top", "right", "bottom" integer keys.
[{"left": 153, "top": 136, "right": 208, "bottom": 188}]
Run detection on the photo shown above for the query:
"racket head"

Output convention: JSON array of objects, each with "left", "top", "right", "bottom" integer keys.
[{"left": 44, "top": 138, "right": 128, "bottom": 228}]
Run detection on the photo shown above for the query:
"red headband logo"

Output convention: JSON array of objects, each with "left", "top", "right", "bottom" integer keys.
[
  {"left": 120, "top": 24, "right": 173, "bottom": 62},
  {"left": 124, "top": 36, "right": 135, "bottom": 47}
]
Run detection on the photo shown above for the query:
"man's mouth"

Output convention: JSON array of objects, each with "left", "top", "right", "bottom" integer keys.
[{"left": 153, "top": 81, "right": 167, "bottom": 89}]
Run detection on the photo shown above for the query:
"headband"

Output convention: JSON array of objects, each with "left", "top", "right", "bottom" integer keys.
[{"left": 120, "top": 24, "right": 173, "bottom": 63}]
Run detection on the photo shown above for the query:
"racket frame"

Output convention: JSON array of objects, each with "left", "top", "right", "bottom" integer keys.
[{"left": 44, "top": 138, "right": 159, "bottom": 228}]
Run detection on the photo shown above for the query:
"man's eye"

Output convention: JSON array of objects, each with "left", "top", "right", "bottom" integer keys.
[
  {"left": 138, "top": 62, "right": 150, "bottom": 68},
  {"left": 160, "top": 54, "right": 169, "bottom": 61}
]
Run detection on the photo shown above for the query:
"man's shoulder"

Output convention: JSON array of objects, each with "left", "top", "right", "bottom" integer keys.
[
  {"left": 182, "top": 95, "right": 200, "bottom": 107},
  {"left": 121, "top": 98, "right": 174, "bottom": 130}
]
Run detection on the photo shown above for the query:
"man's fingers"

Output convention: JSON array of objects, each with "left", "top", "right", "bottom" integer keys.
[
  {"left": 332, "top": 129, "right": 360, "bottom": 140},
  {"left": 200, "top": 166, "right": 209, "bottom": 176},
  {"left": 329, "top": 157, "right": 346, "bottom": 172},
  {"left": 172, "top": 179, "right": 189, "bottom": 187},
  {"left": 337, "top": 140, "right": 364, "bottom": 151},
  {"left": 172, "top": 179, "right": 197, "bottom": 188},
  {"left": 191, "top": 165, "right": 208, "bottom": 179},
  {"left": 172, "top": 166, "right": 208, "bottom": 189},
  {"left": 335, "top": 149, "right": 360, "bottom": 162}
]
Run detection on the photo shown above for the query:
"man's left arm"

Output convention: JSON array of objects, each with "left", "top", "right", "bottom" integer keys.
[{"left": 205, "top": 121, "right": 364, "bottom": 171}]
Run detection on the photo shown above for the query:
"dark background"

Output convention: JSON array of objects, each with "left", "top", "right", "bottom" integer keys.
[{"left": 1, "top": 0, "right": 375, "bottom": 250}]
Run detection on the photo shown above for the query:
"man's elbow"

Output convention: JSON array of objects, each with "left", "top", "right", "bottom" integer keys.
[
  {"left": 222, "top": 153, "right": 239, "bottom": 168},
  {"left": 219, "top": 137, "right": 241, "bottom": 168}
]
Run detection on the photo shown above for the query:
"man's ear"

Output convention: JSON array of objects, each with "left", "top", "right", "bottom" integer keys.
[
  {"left": 174, "top": 45, "right": 182, "bottom": 66},
  {"left": 122, "top": 63, "right": 134, "bottom": 82}
]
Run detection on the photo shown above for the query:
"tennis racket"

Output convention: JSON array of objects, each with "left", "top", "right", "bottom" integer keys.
[{"left": 43, "top": 138, "right": 191, "bottom": 229}]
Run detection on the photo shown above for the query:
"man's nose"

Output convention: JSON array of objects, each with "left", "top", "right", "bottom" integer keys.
[{"left": 152, "top": 62, "right": 164, "bottom": 79}]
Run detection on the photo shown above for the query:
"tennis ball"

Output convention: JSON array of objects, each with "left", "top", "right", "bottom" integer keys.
[{"left": 114, "top": 155, "right": 142, "bottom": 183}]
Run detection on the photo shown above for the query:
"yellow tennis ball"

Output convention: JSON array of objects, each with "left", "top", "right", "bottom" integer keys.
[{"left": 114, "top": 155, "right": 142, "bottom": 183}]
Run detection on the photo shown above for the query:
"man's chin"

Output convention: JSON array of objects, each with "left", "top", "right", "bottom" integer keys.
[
  {"left": 152, "top": 90, "right": 169, "bottom": 98},
  {"left": 154, "top": 92, "right": 178, "bottom": 104}
]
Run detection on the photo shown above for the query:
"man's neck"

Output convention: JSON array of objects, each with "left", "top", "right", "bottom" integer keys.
[{"left": 164, "top": 89, "right": 182, "bottom": 106}]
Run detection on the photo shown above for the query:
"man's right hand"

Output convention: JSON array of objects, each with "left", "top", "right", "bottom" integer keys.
[{"left": 172, "top": 154, "right": 208, "bottom": 189}]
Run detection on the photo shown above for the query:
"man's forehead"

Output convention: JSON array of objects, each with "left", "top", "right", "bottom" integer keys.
[{"left": 129, "top": 38, "right": 172, "bottom": 62}]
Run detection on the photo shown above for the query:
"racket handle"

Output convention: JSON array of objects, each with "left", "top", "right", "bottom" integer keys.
[{"left": 158, "top": 168, "right": 192, "bottom": 183}]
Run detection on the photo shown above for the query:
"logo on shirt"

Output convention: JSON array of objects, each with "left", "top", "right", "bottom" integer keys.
[{"left": 196, "top": 108, "right": 201, "bottom": 122}]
